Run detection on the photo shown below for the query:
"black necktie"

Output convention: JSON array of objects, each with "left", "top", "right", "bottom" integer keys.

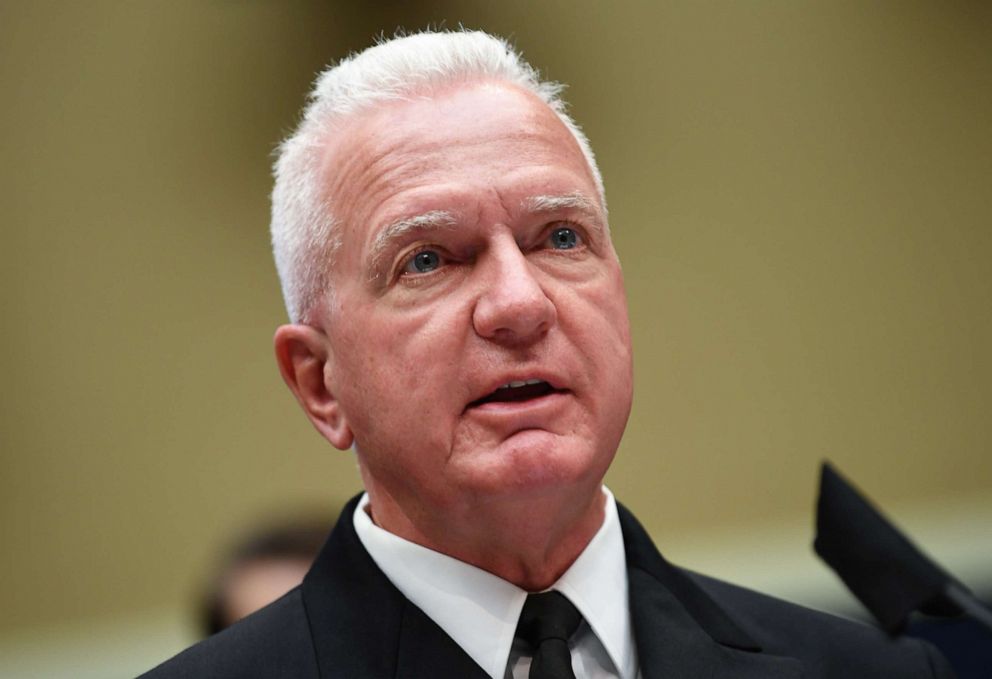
[{"left": 516, "top": 591, "right": 583, "bottom": 679}]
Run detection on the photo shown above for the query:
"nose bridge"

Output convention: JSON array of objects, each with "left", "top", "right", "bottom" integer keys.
[
  {"left": 473, "top": 231, "right": 556, "bottom": 343},
  {"left": 489, "top": 231, "right": 536, "bottom": 287}
]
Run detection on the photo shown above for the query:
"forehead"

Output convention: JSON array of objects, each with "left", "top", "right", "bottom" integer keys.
[{"left": 318, "top": 82, "right": 602, "bottom": 264}]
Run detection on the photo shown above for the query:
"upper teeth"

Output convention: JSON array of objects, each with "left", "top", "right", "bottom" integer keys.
[{"left": 501, "top": 379, "right": 544, "bottom": 389}]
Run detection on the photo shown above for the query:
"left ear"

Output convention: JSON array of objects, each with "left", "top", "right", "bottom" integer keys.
[{"left": 273, "top": 324, "right": 354, "bottom": 450}]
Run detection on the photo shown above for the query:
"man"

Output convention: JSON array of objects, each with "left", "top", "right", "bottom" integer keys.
[{"left": 143, "top": 30, "right": 954, "bottom": 678}]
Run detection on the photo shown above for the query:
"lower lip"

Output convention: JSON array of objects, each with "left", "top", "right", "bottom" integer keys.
[{"left": 465, "top": 390, "right": 571, "bottom": 422}]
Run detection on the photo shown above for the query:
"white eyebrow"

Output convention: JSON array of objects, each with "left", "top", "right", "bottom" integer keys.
[
  {"left": 522, "top": 192, "right": 597, "bottom": 214},
  {"left": 367, "top": 210, "right": 458, "bottom": 277}
]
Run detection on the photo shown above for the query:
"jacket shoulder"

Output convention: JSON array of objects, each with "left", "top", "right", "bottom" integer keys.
[
  {"left": 686, "top": 572, "right": 955, "bottom": 678},
  {"left": 139, "top": 587, "right": 318, "bottom": 679}
]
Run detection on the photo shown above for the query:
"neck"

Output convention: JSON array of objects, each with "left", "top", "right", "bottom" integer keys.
[{"left": 364, "top": 482, "right": 607, "bottom": 591}]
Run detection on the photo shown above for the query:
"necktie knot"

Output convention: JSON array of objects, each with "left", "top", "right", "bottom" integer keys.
[{"left": 517, "top": 591, "right": 583, "bottom": 679}]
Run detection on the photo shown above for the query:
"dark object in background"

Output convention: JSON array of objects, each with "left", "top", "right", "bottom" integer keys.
[
  {"left": 201, "top": 515, "right": 334, "bottom": 636},
  {"left": 813, "top": 462, "right": 975, "bottom": 633},
  {"left": 814, "top": 462, "right": 992, "bottom": 679}
]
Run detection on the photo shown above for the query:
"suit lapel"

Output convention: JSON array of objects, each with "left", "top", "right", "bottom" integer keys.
[
  {"left": 301, "top": 495, "right": 488, "bottom": 678},
  {"left": 619, "top": 504, "right": 805, "bottom": 679},
  {"left": 302, "top": 495, "right": 801, "bottom": 678},
  {"left": 394, "top": 603, "right": 491, "bottom": 678}
]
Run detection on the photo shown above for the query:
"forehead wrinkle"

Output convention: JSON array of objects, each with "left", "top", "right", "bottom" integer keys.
[
  {"left": 321, "top": 123, "right": 426, "bottom": 224},
  {"left": 367, "top": 210, "right": 458, "bottom": 280}
]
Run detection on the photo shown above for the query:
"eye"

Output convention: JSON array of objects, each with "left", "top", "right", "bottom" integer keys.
[
  {"left": 402, "top": 249, "right": 443, "bottom": 274},
  {"left": 547, "top": 226, "right": 581, "bottom": 250}
]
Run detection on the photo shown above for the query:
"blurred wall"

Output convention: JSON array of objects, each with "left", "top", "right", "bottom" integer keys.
[{"left": 1, "top": 0, "right": 989, "bottom": 669}]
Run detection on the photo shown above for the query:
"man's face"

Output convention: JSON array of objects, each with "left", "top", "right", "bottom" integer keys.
[{"left": 314, "top": 82, "right": 633, "bottom": 516}]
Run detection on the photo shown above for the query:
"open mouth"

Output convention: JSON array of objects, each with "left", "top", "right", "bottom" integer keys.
[{"left": 467, "top": 379, "right": 564, "bottom": 409}]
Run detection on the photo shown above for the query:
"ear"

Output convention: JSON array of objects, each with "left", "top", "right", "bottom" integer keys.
[{"left": 273, "top": 324, "right": 354, "bottom": 450}]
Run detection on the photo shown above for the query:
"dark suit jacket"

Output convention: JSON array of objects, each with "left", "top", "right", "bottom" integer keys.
[{"left": 142, "top": 495, "right": 955, "bottom": 678}]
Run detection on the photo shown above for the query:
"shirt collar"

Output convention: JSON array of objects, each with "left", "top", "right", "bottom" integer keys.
[
  {"left": 555, "top": 489, "right": 637, "bottom": 679},
  {"left": 353, "top": 487, "right": 635, "bottom": 679}
]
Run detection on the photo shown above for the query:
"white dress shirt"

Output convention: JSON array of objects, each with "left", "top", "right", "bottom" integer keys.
[{"left": 353, "top": 487, "right": 639, "bottom": 679}]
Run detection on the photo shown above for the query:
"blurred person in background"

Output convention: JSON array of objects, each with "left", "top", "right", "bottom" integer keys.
[{"left": 200, "top": 516, "right": 332, "bottom": 636}]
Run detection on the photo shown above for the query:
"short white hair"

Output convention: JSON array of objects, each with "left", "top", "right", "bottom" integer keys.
[{"left": 270, "top": 29, "right": 606, "bottom": 323}]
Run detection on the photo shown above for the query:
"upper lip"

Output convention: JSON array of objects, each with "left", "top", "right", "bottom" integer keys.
[{"left": 465, "top": 371, "right": 569, "bottom": 410}]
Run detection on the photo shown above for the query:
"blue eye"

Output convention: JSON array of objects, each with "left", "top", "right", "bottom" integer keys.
[
  {"left": 404, "top": 249, "right": 442, "bottom": 274},
  {"left": 549, "top": 227, "right": 580, "bottom": 250}
]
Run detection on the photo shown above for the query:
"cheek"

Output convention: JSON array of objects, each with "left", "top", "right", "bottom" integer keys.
[
  {"left": 599, "top": 272, "right": 632, "bottom": 354},
  {"left": 561, "top": 276, "right": 634, "bottom": 414},
  {"left": 333, "top": 308, "right": 465, "bottom": 419},
  {"left": 567, "top": 274, "right": 632, "bottom": 355}
]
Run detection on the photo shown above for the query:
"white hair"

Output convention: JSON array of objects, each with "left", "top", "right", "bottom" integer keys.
[{"left": 270, "top": 29, "right": 606, "bottom": 323}]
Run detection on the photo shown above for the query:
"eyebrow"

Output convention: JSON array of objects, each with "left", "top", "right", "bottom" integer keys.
[
  {"left": 367, "top": 210, "right": 458, "bottom": 278},
  {"left": 522, "top": 192, "right": 597, "bottom": 214}
]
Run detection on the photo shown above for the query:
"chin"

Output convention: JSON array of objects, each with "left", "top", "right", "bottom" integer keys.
[{"left": 466, "top": 431, "right": 608, "bottom": 498}]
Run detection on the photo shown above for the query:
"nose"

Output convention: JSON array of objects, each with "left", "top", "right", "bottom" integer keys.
[{"left": 472, "top": 236, "right": 557, "bottom": 345}]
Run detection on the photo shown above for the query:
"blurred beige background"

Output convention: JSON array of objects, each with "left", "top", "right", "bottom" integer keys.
[{"left": 2, "top": 2, "right": 989, "bottom": 676}]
